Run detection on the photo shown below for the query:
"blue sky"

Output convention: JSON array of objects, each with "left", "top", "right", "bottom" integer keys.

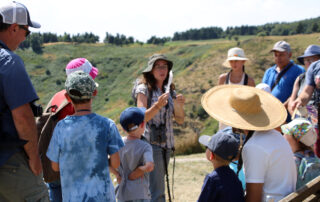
[{"left": 10, "top": 0, "right": 320, "bottom": 42}]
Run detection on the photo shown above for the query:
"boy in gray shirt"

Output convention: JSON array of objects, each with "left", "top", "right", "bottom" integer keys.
[{"left": 112, "top": 107, "right": 154, "bottom": 202}]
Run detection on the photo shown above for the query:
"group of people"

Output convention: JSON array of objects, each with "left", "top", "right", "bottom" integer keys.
[
  {"left": 197, "top": 41, "right": 320, "bottom": 202},
  {"left": 0, "top": 2, "right": 186, "bottom": 202},
  {"left": 1, "top": 1, "right": 320, "bottom": 202}
]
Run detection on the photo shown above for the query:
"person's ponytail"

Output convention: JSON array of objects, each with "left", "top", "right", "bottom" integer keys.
[{"left": 237, "top": 130, "right": 254, "bottom": 176}]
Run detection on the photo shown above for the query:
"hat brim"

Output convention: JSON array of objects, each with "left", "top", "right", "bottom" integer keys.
[
  {"left": 29, "top": 20, "right": 41, "bottom": 28},
  {"left": 142, "top": 59, "right": 173, "bottom": 73},
  {"left": 201, "top": 85, "right": 287, "bottom": 131},
  {"left": 222, "top": 57, "right": 248, "bottom": 68},
  {"left": 300, "top": 129, "right": 317, "bottom": 146},
  {"left": 89, "top": 66, "right": 99, "bottom": 79},
  {"left": 198, "top": 135, "right": 211, "bottom": 147},
  {"left": 270, "top": 48, "right": 287, "bottom": 52},
  {"left": 297, "top": 54, "right": 320, "bottom": 65}
]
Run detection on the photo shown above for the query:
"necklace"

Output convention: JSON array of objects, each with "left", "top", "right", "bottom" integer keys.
[{"left": 76, "top": 109, "right": 91, "bottom": 112}]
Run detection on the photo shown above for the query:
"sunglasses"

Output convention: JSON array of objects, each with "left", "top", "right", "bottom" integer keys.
[
  {"left": 19, "top": 25, "right": 31, "bottom": 37},
  {"left": 154, "top": 64, "right": 168, "bottom": 70},
  {"left": 303, "top": 57, "right": 317, "bottom": 64}
]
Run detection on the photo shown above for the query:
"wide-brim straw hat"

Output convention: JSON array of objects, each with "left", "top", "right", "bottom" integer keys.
[
  {"left": 142, "top": 54, "right": 173, "bottom": 73},
  {"left": 222, "top": 47, "right": 248, "bottom": 68},
  {"left": 201, "top": 85, "right": 287, "bottom": 131}
]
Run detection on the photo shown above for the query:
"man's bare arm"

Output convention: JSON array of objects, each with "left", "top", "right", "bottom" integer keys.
[
  {"left": 289, "top": 85, "right": 314, "bottom": 112},
  {"left": 11, "top": 103, "right": 42, "bottom": 175}
]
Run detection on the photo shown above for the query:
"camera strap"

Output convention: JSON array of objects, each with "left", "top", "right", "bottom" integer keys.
[
  {"left": 162, "top": 147, "right": 173, "bottom": 202},
  {"left": 148, "top": 89, "right": 175, "bottom": 201},
  {"left": 271, "top": 62, "right": 293, "bottom": 90}
]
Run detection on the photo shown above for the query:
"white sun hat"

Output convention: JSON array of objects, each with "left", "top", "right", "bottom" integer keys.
[
  {"left": 281, "top": 118, "right": 317, "bottom": 147},
  {"left": 222, "top": 47, "right": 249, "bottom": 68}
]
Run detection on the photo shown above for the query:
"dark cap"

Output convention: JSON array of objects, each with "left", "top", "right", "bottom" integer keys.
[
  {"left": 65, "top": 71, "right": 96, "bottom": 100},
  {"left": 120, "top": 107, "right": 146, "bottom": 132},
  {"left": 199, "top": 130, "right": 239, "bottom": 161}
]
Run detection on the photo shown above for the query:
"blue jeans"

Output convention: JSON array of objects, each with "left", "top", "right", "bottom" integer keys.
[
  {"left": 149, "top": 145, "right": 171, "bottom": 202},
  {"left": 47, "top": 180, "right": 62, "bottom": 202}
]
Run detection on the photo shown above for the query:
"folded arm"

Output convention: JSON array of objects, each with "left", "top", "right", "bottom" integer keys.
[{"left": 128, "top": 162, "right": 154, "bottom": 180}]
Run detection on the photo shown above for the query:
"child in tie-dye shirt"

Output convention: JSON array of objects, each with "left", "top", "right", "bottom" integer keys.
[{"left": 47, "top": 71, "right": 124, "bottom": 202}]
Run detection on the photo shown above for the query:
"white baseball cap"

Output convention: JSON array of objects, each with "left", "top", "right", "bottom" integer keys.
[{"left": 0, "top": 1, "right": 40, "bottom": 28}]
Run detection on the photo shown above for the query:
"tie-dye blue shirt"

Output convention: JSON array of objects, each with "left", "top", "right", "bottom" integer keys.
[{"left": 47, "top": 113, "right": 124, "bottom": 202}]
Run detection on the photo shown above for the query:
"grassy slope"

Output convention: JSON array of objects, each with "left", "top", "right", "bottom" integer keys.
[{"left": 18, "top": 33, "right": 320, "bottom": 155}]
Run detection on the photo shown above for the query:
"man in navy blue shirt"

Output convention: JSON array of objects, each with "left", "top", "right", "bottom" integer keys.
[
  {"left": 198, "top": 131, "right": 244, "bottom": 202},
  {"left": 0, "top": 2, "right": 48, "bottom": 201}
]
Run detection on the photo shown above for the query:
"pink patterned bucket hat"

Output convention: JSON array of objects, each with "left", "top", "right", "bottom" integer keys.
[{"left": 65, "top": 58, "right": 98, "bottom": 79}]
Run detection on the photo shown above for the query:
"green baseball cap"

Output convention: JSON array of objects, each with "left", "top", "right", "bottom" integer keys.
[
  {"left": 142, "top": 54, "right": 173, "bottom": 73},
  {"left": 65, "top": 71, "right": 96, "bottom": 100}
]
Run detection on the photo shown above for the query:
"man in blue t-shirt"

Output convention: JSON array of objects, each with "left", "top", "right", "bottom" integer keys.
[
  {"left": 262, "top": 41, "right": 305, "bottom": 103},
  {"left": 0, "top": 2, "right": 49, "bottom": 201},
  {"left": 262, "top": 41, "right": 305, "bottom": 122},
  {"left": 47, "top": 71, "right": 124, "bottom": 202}
]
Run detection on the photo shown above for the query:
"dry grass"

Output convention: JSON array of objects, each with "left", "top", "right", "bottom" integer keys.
[
  {"left": 110, "top": 152, "right": 211, "bottom": 202},
  {"left": 166, "top": 152, "right": 211, "bottom": 202}
]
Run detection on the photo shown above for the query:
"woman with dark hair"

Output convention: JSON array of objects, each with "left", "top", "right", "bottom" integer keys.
[{"left": 134, "top": 54, "right": 185, "bottom": 202}]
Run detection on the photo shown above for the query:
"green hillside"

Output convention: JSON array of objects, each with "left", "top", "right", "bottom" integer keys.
[{"left": 17, "top": 33, "right": 320, "bottom": 155}]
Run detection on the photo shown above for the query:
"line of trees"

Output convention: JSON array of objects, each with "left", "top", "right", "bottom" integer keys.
[
  {"left": 19, "top": 32, "right": 100, "bottom": 53},
  {"left": 103, "top": 32, "right": 136, "bottom": 46},
  {"left": 172, "top": 17, "right": 320, "bottom": 41},
  {"left": 173, "top": 27, "right": 224, "bottom": 41},
  {"left": 19, "top": 16, "right": 320, "bottom": 53},
  {"left": 146, "top": 36, "right": 171, "bottom": 45}
]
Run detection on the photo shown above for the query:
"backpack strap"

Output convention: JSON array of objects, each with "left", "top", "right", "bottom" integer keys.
[
  {"left": 44, "top": 90, "right": 70, "bottom": 114},
  {"left": 271, "top": 62, "right": 294, "bottom": 90},
  {"left": 244, "top": 73, "right": 249, "bottom": 85},
  {"left": 225, "top": 71, "right": 231, "bottom": 84},
  {"left": 226, "top": 71, "right": 248, "bottom": 85},
  {"left": 298, "top": 73, "right": 306, "bottom": 88},
  {"left": 50, "top": 90, "right": 70, "bottom": 113}
]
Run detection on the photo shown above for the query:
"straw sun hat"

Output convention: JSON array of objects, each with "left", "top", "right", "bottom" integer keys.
[
  {"left": 222, "top": 47, "right": 248, "bottom": 68},
  {"left": 201, "top": 85, "right": 287, "bottom": 131}
]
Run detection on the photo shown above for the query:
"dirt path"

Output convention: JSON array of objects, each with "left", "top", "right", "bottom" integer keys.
[{"left": 170, "top": 157, "right": 206, "bottom": 163}]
